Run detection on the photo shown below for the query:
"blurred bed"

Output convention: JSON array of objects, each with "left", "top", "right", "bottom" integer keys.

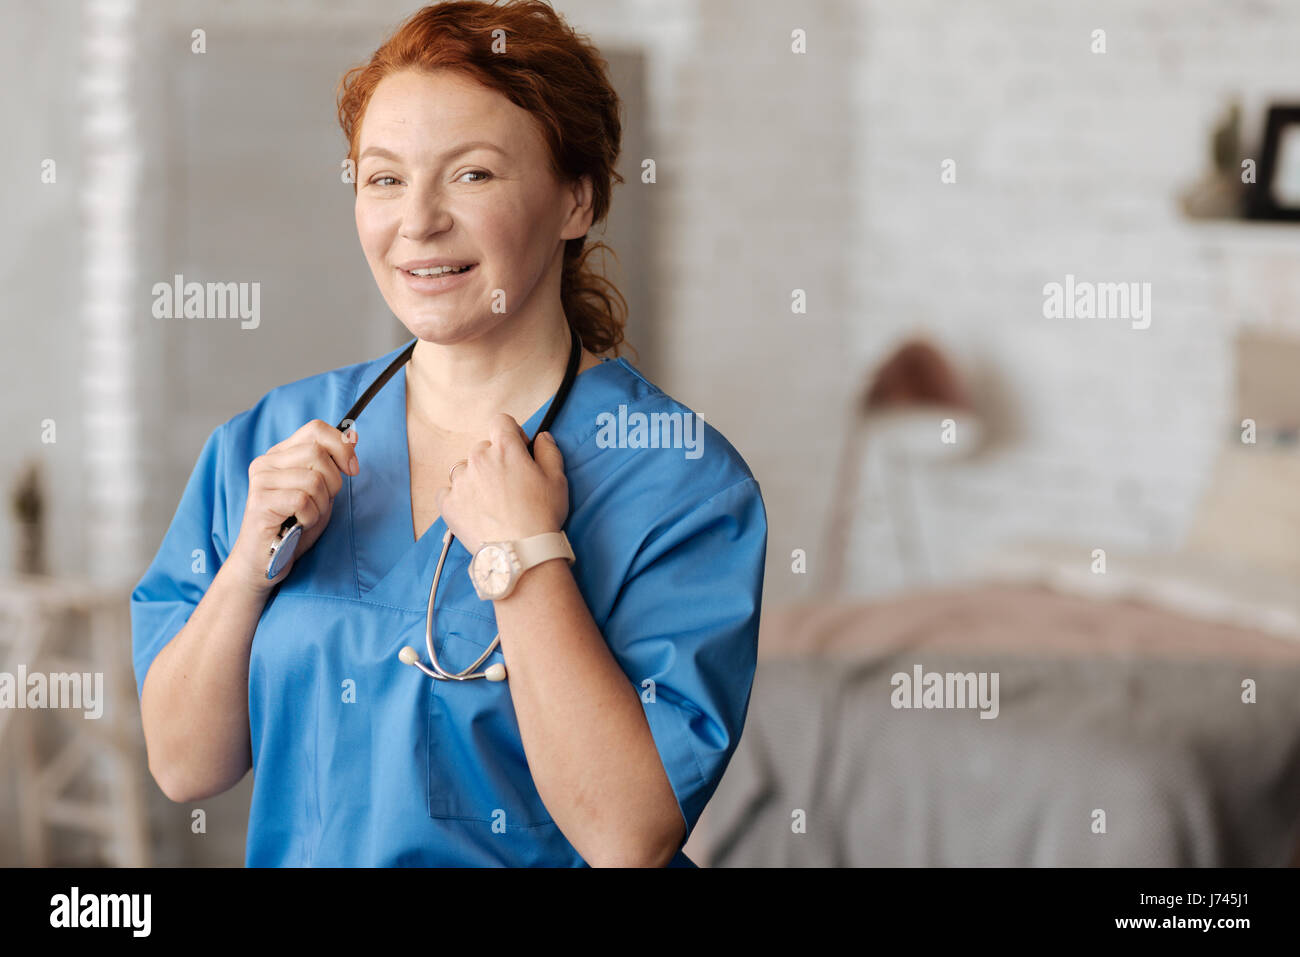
[{"left": 685, "top": 331, "right": 1300, "bottom": 867}]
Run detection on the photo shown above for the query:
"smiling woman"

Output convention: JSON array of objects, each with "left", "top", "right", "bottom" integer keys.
[
  {"left": 130, "top": 0, "right": 768, "bottom": 871},
  {"left": 337, "top": 1, "right": 627, "bottom": 361},
  {"left": 351, "top": 69, "right": 591, "bottom": 366}
]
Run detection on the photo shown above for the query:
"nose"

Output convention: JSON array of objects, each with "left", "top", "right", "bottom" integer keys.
[{"left": 398, "top": 178, "right": 454, "bottom": 241}]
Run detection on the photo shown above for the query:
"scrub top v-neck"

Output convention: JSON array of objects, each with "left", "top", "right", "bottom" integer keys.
[
  {"left": 349, "top": 358, "right": 553, "bottom": 604},
  {"left": 130, "top": 338, "right": 768, "bottom": 867}
]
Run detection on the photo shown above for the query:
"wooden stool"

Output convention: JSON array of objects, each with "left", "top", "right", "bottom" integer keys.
[{"left": 0, "top": 577, "right": 150, "bottom": 866}]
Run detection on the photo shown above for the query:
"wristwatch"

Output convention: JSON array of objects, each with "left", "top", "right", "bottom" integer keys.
[{"left": 468, "top": 531, "right": 576, "bottom": 601}]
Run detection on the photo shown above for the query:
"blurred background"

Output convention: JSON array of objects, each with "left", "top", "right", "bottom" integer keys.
[{"left": 2, "top": 0, "right": 1299, "bottom": 866}]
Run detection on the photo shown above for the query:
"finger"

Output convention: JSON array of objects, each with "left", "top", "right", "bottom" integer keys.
[
  {"left": 255, "top": 466, "right": 331, "bottom": 496},
  {"left": 532, "top": 431, "right": 565, "bottom": 479},
  {"left": 488, "top": 413, "right": 526, "bottom": 452},
  {"left": 263, "top": 434, "right": 354, "bottom": 484},
  {"left": 257, "top": 447, "right": 348, "bottom": 497},
  {"left": 254, "top": 468, "right": 332, "bottom": 520},
  {"left": 261, "top": 486, "right": 323, "bottom": 530},
  {"left": 306, "top": 437, "right": 352, "bottom": 492},
  {"left": 284, "top": 419, "right": 359, "bottom": 477},
  {"left": 260, "top": 431, "right": 353, "bottom": 486},
  {"left": 272, "top": 419, "right": 331, "bottom": 454},
  {"left": 466, "top": 438, "right": 494, "bottom": 469}
]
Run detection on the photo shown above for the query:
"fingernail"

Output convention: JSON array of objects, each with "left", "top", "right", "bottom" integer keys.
[{"left": 349, "top": 455, "right": 359, "bottom": 474}]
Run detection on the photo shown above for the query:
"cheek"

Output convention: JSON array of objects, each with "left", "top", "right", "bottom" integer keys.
[
  {"left": 354, "top": 201, "right": 394, "bottom": 264},
  {"left": 476, "top": 200, "right": 551, "bottom": 275}
]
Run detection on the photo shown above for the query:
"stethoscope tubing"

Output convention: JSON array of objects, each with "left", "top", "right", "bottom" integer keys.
[
  {"left": 265, "top": 340, "right": 417, "bottom": 580},
  {"left": 421, "top": 528, "right": 501, "bottom": 680},
  {"left": 268, "top": 327, "right": 584, "bottom": 684}
]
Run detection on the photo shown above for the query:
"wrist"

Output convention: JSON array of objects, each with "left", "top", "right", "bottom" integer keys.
[
  {"left": 491, "top": 554, "right": 569, "bottom": 606},
  {"left": 468, "top": 530, "right": 574, "bottom": 601},
  {"left": 215, "top": 553, "right": 277, "bottom": 604},
  {"left": 226, "top": 542, "right": 279, "bottom": 597},
  {"left": 481, "top": 521, "right": 562, "bottom": 546}
]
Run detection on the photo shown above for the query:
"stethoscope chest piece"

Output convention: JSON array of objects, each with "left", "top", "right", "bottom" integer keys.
[{"left": 267, "top": 522, "right": 302, "bottom": 580}]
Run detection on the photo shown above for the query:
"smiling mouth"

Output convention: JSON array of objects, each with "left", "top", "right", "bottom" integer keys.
[{"left": 400, "top": 264, "right": 477, "bottom": 278}]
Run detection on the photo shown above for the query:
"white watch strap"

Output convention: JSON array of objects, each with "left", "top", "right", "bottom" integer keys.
[{"left": 512, "top": 531, "right": 575, "bottom": 572}]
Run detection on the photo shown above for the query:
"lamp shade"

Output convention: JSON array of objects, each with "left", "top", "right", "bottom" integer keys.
[{"left": 861, "top": 339, "right": 982, "bottom": 461}]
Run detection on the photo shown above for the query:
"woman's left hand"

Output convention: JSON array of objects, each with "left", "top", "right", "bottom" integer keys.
[{"left": 433, "top": 413, "right": 569, "bottom": 555}]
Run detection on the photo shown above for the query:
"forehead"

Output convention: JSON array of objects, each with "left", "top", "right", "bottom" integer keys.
[{"left": 358, "top": 69, "right": 538, "bottom": 156}]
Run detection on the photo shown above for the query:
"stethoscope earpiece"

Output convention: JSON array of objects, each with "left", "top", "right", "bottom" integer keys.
[{"left": 398, "top": 644, "right": 507, "bottom": 682}]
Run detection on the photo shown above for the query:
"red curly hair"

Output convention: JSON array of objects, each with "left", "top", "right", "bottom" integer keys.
[{"left": 337, "top": 0, "right": 629, "bottom": 356}]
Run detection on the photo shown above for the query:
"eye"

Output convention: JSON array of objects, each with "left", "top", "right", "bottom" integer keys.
[
  {"left": 369, "top": 175, "right": 400, "bottom": 187},
  {"left": 458, "top": 170, "right": 491, "bottom": 184}
]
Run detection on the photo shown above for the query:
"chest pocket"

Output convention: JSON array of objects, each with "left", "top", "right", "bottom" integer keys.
[{"left": 425, "top": 596, "right": 557, "bottom": 830}]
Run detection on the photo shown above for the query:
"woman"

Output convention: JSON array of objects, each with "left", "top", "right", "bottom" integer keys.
[{"left": 130, "top": 0, "right": 767, "bottom": 868}]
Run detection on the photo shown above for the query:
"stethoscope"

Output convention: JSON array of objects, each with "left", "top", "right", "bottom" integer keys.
[{"left": 265, "top": 326, "right": 584, "bottom": 684}]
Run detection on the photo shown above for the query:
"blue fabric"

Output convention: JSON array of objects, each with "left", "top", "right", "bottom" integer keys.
[{"left": 130, "top": 340, "right": 767, "bottom": 867}]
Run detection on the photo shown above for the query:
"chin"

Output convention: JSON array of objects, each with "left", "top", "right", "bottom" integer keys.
[
  {"left": 395, "top": 308, "right": 499, "bottom": 346},
  {"left": 396, "top": 314, "right": 470, "bottom": 344}
]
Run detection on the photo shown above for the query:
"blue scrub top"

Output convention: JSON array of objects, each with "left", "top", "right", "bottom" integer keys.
[{"left": 130, "top": 340, "right": 767, "bottom": 867}]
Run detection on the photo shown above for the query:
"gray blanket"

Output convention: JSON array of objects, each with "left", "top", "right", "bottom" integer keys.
[{"left": 690, "top": 586, "right": 1300, "bottom": 866}]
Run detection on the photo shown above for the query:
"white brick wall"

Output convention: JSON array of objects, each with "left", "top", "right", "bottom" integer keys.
[
  {"left": 8, "top": 0, "right": 1298, "bottom": 606},
  {"left": 843, "top": 0, "right": 1300, "bottom": 598}
]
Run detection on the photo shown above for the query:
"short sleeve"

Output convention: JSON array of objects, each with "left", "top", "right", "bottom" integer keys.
[
  {"left": 129, "top": 422, "right": 231, "bottom": 700},
  {"left": 601, "top": 476, "right": 768, "bottom": 854}
]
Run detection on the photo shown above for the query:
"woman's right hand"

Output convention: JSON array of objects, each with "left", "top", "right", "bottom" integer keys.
[{"left": 228, "top": 419, "right": 360, "bottom": 592}]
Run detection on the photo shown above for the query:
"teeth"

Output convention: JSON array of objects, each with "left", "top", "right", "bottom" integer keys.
[{"left": 408, "top": 264, "right": 471, "bottom": 277}]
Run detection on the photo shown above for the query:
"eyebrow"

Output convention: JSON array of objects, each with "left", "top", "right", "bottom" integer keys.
[{"left": 357, "top": 141, "right": 508, "bottom": 164}]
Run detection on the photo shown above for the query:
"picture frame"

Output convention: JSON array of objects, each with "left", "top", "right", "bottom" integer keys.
[{"left": 1247, "top": 105, "right": 1300, "bottom": 221}]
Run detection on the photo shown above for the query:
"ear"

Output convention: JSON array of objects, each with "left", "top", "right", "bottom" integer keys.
[{"left": 559, "top": 174, "right": 595, "bottom": 241}]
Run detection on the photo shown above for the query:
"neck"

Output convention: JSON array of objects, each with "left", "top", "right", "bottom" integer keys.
[{"left": 405, "top": 313, "right": 576, "bottom": 440}]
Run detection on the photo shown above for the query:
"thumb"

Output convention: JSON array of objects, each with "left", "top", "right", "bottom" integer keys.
[{"left": 533, "top": 431, "right": 565, "bottom": 478}]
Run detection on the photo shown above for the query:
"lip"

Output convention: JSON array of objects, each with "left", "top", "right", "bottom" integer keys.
[
  {"left": 397, "top": 257, "right": 477, "bottom": 271},
  {"left": 397, "top": 262, "right": 478, "bottom": 294}
]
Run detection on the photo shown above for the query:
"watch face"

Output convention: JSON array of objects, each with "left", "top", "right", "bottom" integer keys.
[{"left": 472, "top": 544, "right": 513, "bottom": 598}]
